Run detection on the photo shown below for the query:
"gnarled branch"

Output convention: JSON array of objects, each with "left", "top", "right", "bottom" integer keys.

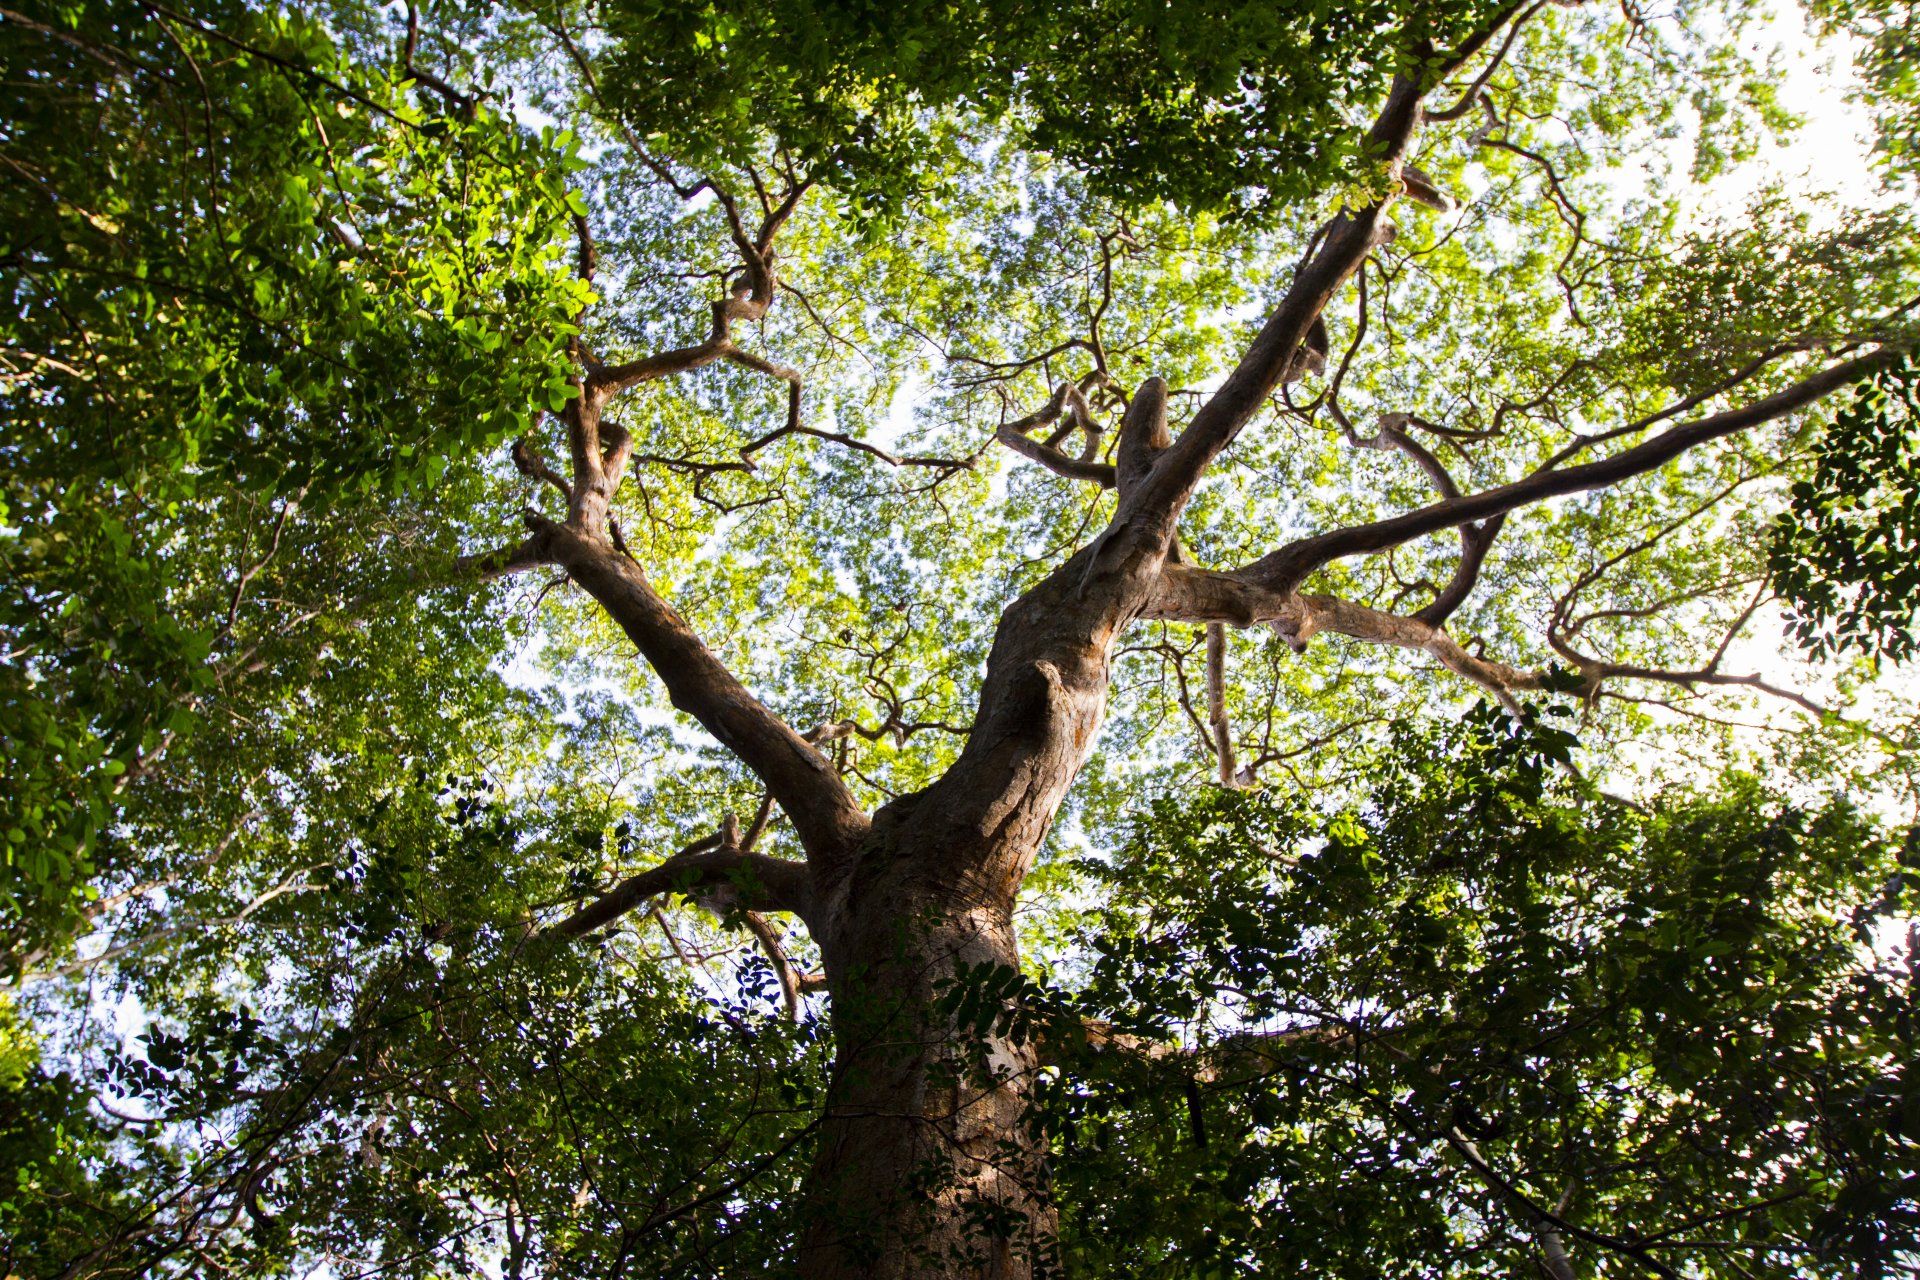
[
  {"left": 547, "top": 835, "right": 811, "bottom": 938},
  {"left": 1244, "top": 347, "right": 1901, "bottom": 596},
  {"left": 995, "top": 381, "right": 1117, "bottom": 487}
]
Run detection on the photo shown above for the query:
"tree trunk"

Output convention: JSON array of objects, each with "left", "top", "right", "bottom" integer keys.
[
  {"left": 798, "top": 845, "right": 1054, "bottom": 1279},
  {"left": 795, "top": 541, "right": 1165, "bottom": 1278},
  {"left": 564, "top": 507, "right": 1171, "bottom": 1275}
]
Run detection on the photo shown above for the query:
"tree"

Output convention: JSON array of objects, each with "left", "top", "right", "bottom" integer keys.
[{"left": 2, "top": 0, "right": 1917, "bottom": 1277}]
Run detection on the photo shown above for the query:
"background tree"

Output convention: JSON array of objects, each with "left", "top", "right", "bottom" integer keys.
[{"left": 2, "top": 0, "right": 1918, "bottom": 1277}]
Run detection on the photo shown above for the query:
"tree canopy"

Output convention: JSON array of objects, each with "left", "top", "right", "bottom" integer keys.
[{"left": 2, "top": 0, "right": 1918, "bottom": 1277}]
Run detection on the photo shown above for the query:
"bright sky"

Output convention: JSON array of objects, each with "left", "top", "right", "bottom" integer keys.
[{"left": 1696, "top": 0, "right": 1884, "bottom": 211}]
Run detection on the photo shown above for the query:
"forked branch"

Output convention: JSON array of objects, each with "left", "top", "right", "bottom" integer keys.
[{"left": 995, "top": 381, "right": 1117, "bottom": 487}]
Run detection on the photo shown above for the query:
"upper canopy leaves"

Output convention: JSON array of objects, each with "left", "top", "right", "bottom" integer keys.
[{"left": 599, "top": 0, "right": 1508, "bottom": 218}]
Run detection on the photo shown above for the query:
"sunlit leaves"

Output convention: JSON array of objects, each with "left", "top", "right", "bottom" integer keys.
[{"left": 1811, "top": 0, "right": 1920, "bottom": 178}]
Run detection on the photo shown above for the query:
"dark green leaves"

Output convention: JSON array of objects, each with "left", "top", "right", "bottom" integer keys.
[
  {"left": 0, "top": 0, "right": 587, "bottom": 961},
  {"left": 1772, "top": 354, "right": 1920, "bottom": 661},
  {"left": 599, "top": 0, "right": 1505, "bottom": 220},
  {"left": 1051, "top": 728, "right": 1919, "bottom": 1278}
]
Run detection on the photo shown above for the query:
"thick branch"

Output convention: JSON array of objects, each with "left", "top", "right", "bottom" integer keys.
[
  {"left": 1336, "top": 404, "right": 1504, "bottom": 627},
  {"left": 997, "top": 433, "right": 1116, "bottom": 487},
  {"left": 1115, "top": 376, "right": 1170, "bottom": 495},
  {"left": 1425, "top": 0, "right": 1545, "bottom": 121},
  {"left": 740, "top": 909, "right": 816, "bottom": 1020},
  {"left": 512, "top": 437, "right": 573, "bottom": 503},
  {"left": 590, "top": 330, "right": 733, "bottom": 397},
  {"left": 1054, "top": 1018, "right": 1362, "bottom": 1073},
  {"left": 450, "top": 532, "right": 554, "bottom": 584},
  {"left": 598, "top": 418, "right": 635, "bottom": 496},
  {"left": 1118, "top": 73, "right": 1428, "bottom": 539},
  {"left": 547, "top": 840, "right": 811, "bottom": 938},
  {"left": 1245, "top": 348, "right": 1900, "bottom": 594},
  {"left": 400, "top": 3, "right": 477, "bottom": 117},
  {"left": 1416, "top": 514, "right": 1505, "bottom": 628},
  {"left": 544, "top": 524, "right": 870, "bottom": 860},
  {"left": 1144, "top": 566, "right": 1865, "bottom": 731},
  {"left": 1141, "top": 567, "right": 1544, "bottom": 699},
  {"left": 1342, "top": 409, "right": 1461, "bottom": 500}
]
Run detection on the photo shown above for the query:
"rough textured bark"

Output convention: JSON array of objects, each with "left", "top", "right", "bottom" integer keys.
[
  {"left": 796, "top": 529, "right": 1171, "bottom": 1277},
  {"left": 798, "top": 860, "right": 1052, "bottom": 1279}
]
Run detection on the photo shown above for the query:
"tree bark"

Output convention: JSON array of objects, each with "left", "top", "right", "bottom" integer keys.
[
  {"left": 797, "top": 849, "right": 1054, "bottom": 1279},
  {"left": 797, "top": 529, "right": 1169, "bottom": 1277}
]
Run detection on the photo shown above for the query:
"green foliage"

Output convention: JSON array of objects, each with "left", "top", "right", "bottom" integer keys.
[
  {"left": 0, "top": 0, "right": 587, "bottom": 960},
  {"left": 0, "top": 0, "right": 1916, "bottom": 1275},
  {"left": 600, "top": 0, "right": 1504, "bottom": 219},
  {"left": 1772, "top": 354, "right": 1920, "bottom": 660},
  {"left": 1812, "top": 0, "right": 1920, "bottom": 177},
  {"left": 11, "top": 775, "right": 829, "bottom": 1279},
  {"left": 0, "top": 995, "right": 133, "bottom": 1278},
  {"left": 1624, "top": 198, "right": 1920, "bottom": 398},
  {"left": 1047, "top": 711, "right": 1919, "bottom": 1277}
]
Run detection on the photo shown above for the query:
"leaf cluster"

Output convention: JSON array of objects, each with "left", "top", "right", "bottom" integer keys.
[
  {"left": 1044, "top": 712, "right": 1918, "bottom": 1276},
  {"left": 597, "top": 0, "right": 1505, "bottom": 219},
  {"left": 1773, "top": 353, "right": 1920, "bottom": 661}
]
